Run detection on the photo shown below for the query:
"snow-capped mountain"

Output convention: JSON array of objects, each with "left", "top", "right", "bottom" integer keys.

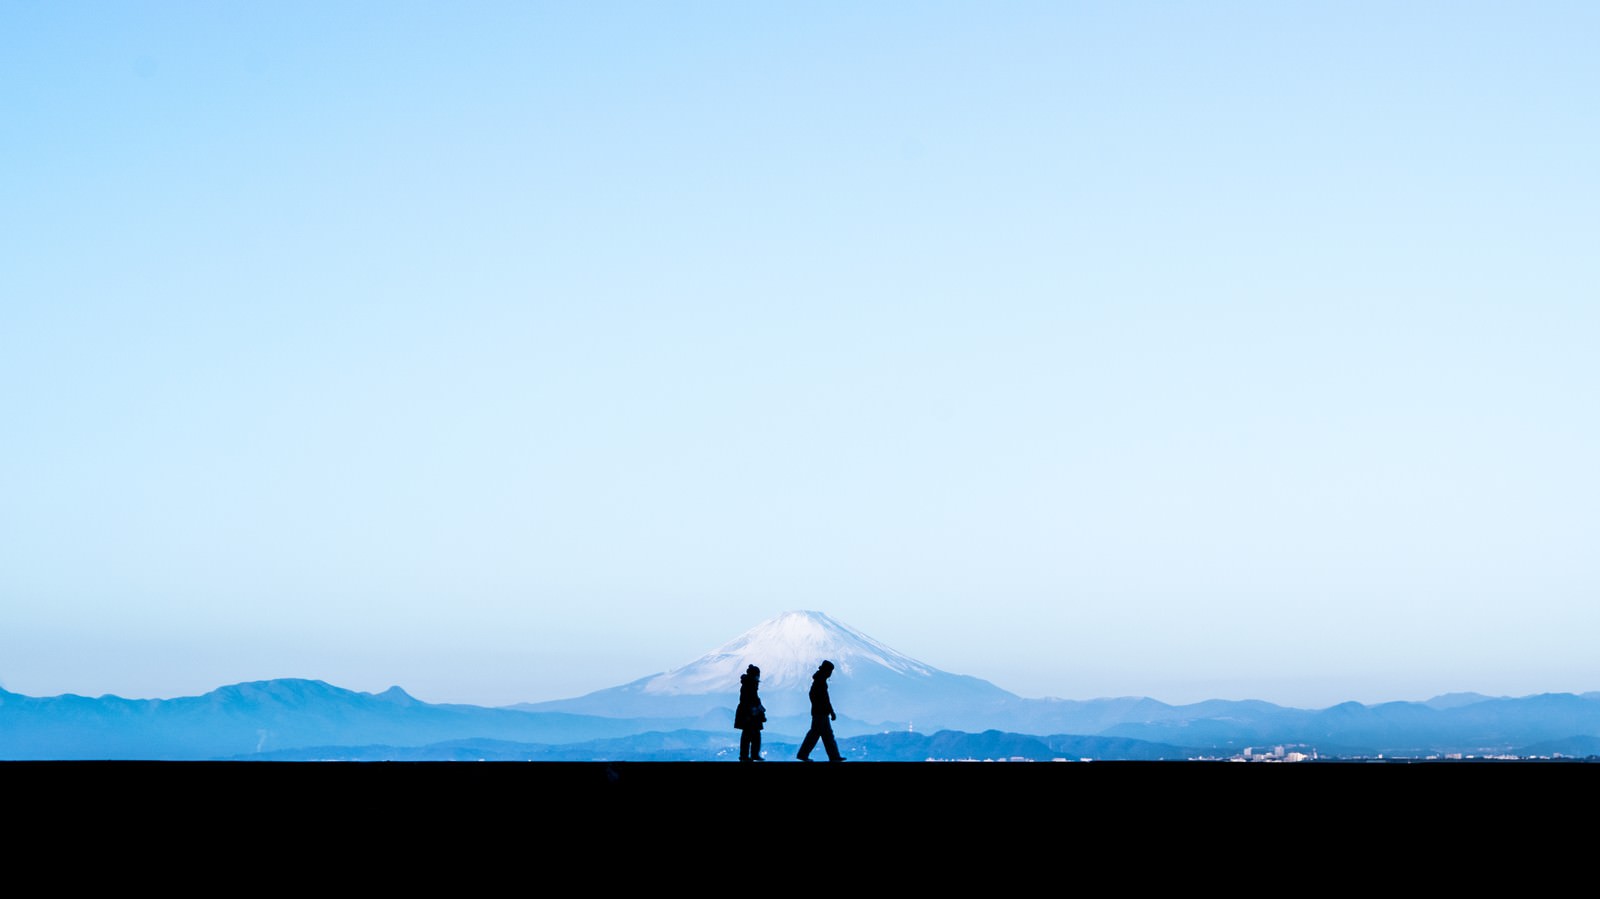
[
  {"left": 512, "top": 610, "right": 1023, "bottom": 734},
  {"left": 636, "top": 610, "right": 939, "bottom": 695},
  {"left": 8, "top": 610, "right": 1600, "bottom": 758}
]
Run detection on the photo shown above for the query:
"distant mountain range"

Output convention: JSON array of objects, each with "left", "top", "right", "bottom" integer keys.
[
  {"left": 508, "top": 610, "right": 1021, "bottom": 733},
  {"left": 5, "top": 611, "right": 1600, "bottom": 761}
]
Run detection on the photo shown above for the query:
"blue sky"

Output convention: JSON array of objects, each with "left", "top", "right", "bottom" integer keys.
[{"left": 3, "top": 2, "right": 1597, "bottom": 709}]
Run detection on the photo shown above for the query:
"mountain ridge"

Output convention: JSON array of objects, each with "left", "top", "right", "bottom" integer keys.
[
  {"left": 6, "top": 676, "right": 1600, "bottom": 761},
  {"left": 5, "top": 611, "right": 1600, "bottom": 760}
]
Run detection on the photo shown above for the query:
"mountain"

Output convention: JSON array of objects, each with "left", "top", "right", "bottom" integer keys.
[
  {"left": 5, "top": 610, "right": 1600, "bottom": 760},
  {"left": 0, "top": 678, "right": 720, "bottom": 760},
  {"left": 508, "top": 610, "right": 1023, "bottom": 734}
]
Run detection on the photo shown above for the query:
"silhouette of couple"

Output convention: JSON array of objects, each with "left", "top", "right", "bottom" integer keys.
[{"left": 735, "top": 660, "right": 845, "bottom": 762}]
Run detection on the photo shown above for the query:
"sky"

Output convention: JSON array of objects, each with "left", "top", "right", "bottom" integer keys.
[{"left": 3, "top": 2, "right": 1597, "bottom": 710}]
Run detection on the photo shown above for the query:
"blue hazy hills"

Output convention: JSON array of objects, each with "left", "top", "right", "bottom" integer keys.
[
  {"left": 5, "top": 677, "right": 1600, "bottom": 761},
  {"left": 7, "top": 612, "right": 1598, "bottom": 761}
]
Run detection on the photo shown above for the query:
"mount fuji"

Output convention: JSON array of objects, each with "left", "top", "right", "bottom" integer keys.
[
  {"left": 8, "top": 610, "right": 1600, "bottom": 760},
  {"left": 510, "top": 610, "right": 1021, "bottom": 735}
]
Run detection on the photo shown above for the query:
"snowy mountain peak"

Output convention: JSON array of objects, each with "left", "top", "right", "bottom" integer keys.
[
  {"left": 518, "top": 610, "right": 1020, "bottom": 728},
  {"left": 640, "top": 610, "right": 935, "bottom": 697}
]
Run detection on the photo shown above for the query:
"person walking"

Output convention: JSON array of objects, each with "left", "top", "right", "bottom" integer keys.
[
  {"left": 734, "top": 664, "right": 766, "bottom": 762},
  {"left": 796, "top": 659, "right": 844, "bottom": 762}
]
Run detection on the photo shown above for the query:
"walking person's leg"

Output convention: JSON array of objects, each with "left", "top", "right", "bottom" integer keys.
[
  {"left": 821, "top": 724, "right": 842, "bottom": 762},
  {"left": 798, "top": 723, "right": 819, "bottom": 760}
]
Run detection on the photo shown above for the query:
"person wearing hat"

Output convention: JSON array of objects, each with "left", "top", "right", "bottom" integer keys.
[
  {"left": 734, "top": 664, "right": 766, "bottom": 762},
  {"left": 796, "top": 660, "right": 844, "bottom": 762}
]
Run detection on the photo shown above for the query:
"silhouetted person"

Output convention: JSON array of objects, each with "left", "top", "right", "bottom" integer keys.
[
  {"left": 735, "top": 664, "right": 766, "bottom": 762},
  {"left": 797, "top": 659, "right": 844, "bottom": 762}
]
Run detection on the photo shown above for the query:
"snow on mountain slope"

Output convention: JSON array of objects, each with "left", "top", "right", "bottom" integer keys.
[
  {"left": 640, "top": 610, "right": 936, "bottom": 696},
  {"left": 515, "top": 610, "right": 1022, "bottom": 731}
]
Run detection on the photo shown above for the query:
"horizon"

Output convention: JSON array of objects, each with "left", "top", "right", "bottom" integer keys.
[
  {"left": 4, "top": 3, "right": 1597, "bottom": 712},
  {"left": 0, "top": 608, "right": 1592, "bottom": 711},
  {"left": 4, "top": 666, "right": 1591, "bottom": 711}
]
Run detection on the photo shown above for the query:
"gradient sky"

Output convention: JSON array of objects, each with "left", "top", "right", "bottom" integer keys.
[{"left": 4, "top": 2, "right": 1597, "bottom": 710}]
